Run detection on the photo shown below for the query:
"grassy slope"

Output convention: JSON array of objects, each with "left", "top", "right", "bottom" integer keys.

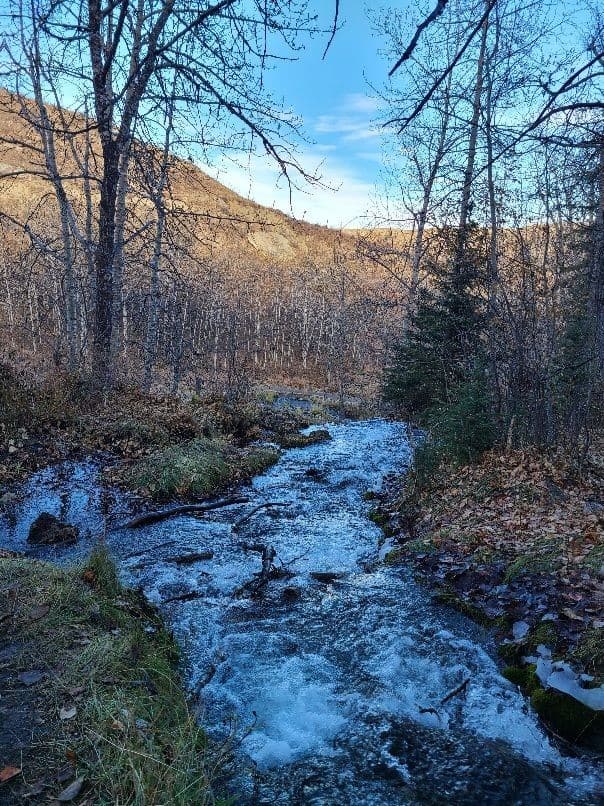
[{"left": 0, "top": 549, "right": 229, "bottom": 805}]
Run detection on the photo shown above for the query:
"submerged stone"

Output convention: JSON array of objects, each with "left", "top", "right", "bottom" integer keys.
[{"left": 27, "top": 512, "right": 79, "bottom": 545}]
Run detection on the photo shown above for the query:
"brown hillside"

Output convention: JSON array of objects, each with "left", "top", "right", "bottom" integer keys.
[{"left": 0, "top": 89, "right": 380, "bottom": 273}]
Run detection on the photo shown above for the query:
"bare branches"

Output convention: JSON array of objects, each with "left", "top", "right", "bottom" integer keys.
[
  {"left": 385, "top": 0, "right": 498, "bottom": 133},
  {"left": 389, "top": 0, "right": 449, "bottom": 77},
  {"left": 322, "top": 0, "right": 340, "bottom": 60}
]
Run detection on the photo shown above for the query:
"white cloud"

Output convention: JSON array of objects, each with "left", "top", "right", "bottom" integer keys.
[
  {"left": 201, "top": 149, "right": 377, "bottom": 228},
  {"left": 314, "top": 92, "right": 382, "bottom": 143}
]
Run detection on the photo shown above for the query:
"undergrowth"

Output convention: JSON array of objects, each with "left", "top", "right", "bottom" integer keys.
[{"left": 0, "top": 550, "right": 229, "bottom": 804}]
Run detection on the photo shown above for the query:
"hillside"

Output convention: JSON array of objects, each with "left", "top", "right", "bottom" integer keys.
[{"left": 0, "top": 88, "right": 373, "bottom": 271}]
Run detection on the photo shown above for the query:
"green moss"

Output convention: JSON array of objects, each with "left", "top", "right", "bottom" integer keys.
[
  {"left": 573, "top": 628, "right": 604, "bottom": 678},
  {"left": 504, "top": 551, "right": 560, "bottom": 581},
  {"left": 384, "top": 548, "right": 406, "bottom": 565},
  {"left": 434, "top": 587, "right": 495, "bottom": 626},
  {"left": 497, "top": 642, "right": 523, "bottom": 663},
  {"left": 275, "top": 429, "right": 332, "bottom": 449},
  {"left": 531, "top": 688, "right": 604, "bottom": 748},
  {"left": 502, "top": 664, "right": 540, "bottom": 694},
  {"left": 406, "top": 537, "right": 437, "bottom": 554},
  {"left": 525, "top": 622, "right": 560, "bottom": 653}
]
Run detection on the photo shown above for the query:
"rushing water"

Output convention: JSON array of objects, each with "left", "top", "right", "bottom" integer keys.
[{"left": 1, "top": 420, "right": 602, "bottom": 805}]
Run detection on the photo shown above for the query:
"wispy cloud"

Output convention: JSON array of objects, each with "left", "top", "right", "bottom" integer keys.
[
  {"left": 315, "top": 93, "right": 381, "bottom": 143},
  {"left": 201, "top": 148, "right": 377, "bottom": 228}
]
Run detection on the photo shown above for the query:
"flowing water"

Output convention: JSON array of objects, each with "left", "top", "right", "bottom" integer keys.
[{"left": 1, "top": 420, "right": 602, "bottom": 805}]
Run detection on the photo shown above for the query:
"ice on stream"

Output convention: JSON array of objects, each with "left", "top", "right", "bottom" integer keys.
[{"left": 2, "top": 419, "right": 602, "bottom": 804}]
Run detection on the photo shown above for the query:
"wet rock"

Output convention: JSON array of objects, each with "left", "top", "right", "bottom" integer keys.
[
  {"left": 27, "top": 513, "right": 79, "bottom": 545},
  {"left": 281, "top": 586, "right": 301, "bottom": 603},
  {"left": 310, "top": 571, "right": 346, "bottom": 584},
  {"left": 304, "top": 467, "right": 327, "bottom": 482}
]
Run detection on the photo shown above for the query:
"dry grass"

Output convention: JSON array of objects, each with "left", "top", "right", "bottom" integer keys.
[{"left": 0, "top": 550, "right": 230, "bottom": 804}]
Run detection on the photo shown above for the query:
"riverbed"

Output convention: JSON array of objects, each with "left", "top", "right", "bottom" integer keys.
[{"left": 1, "top": 419, "right": 601, "bottom": 804}]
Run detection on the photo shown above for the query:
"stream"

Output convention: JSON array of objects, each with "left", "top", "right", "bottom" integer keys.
[{"left": 1, "top": 419, "right": 602, "bottom": 804}]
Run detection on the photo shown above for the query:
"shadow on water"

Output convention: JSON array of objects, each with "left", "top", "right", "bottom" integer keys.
[{"left": 1, "top": 420, "right": 602, "bottom": 805}]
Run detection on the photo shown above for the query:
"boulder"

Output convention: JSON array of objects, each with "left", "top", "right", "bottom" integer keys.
[{"left": 27, "top": 512, "right": 79, "bottom": 545}]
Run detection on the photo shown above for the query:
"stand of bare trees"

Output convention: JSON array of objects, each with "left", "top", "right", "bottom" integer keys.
[
  {"left": 377, "top": 0, "right": 603, "bottom": 452},
  {"left": 0, "top": 0, "right": 340, "bottom": 389}
]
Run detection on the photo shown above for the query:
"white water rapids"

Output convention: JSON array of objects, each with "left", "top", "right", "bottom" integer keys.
[{"left": 1, "top": 419, "right": 602, "bottom": 804}]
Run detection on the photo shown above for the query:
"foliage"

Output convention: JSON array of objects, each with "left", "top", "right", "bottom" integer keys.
[
  {"left": 126, "top": 437, "right": 279, "bottom": 501},
  {"left": 384, "top": 234, "right": 495, "bottom": 485}
]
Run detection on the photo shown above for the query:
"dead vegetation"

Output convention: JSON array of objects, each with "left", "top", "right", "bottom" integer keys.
[
  {"left": 0, "top": 549, "right": 229, "bottom": 804},
  {"left": 382, "top": 441, "right": 604, "bottom": 676}
]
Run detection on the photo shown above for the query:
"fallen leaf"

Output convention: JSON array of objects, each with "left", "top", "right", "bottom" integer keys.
[
  {"left": 23, "top": 779, "right": 47, "bottom": 797},
  {"left": 561, "top": 608, "right": 583, "bottom": 622},
  {"left": 0, "top": 766, "right": 21, "bottom": 783},
  {"left": 56, "top": 776, "right": 84, "bottom": 802},
  {"left": 56, "top": 764, "right": 75, "bottom": 784},
  {"left": 59, "top": 705, "right": 77, "bottom": 721},
  {"left": 18, "top": 670, "right": 46, "bottom": 686}
]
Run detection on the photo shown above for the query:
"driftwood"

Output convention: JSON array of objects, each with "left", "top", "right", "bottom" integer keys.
[
  {"left": 235, "top": 541, "right": 293, "bottom": 596},
  {"left": 241, "top": 542, "right": 277, "bottom": 579},
  {"left": 419, "top": 677, "right": 471, "bottom": 715},
  {"left": 232, "top": 502, "right": 289, "bottom": 532},
  {"left": 164, "top": 551, "right": 214, "bottom": 565},
  {"left": 123, "top": 495, "right": 249, "bottom": 529},
  {"left": 130, "top": 550, "right": 214, "bottom": 569}
]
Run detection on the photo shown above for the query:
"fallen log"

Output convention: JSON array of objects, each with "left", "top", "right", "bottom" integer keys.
[
  {"left": 232, "top": 502, "right": 289, "bottom": 532},
  {"left": 123, "top": 495, "right": 249, "bottom": 529},
  {"left": 164, "top": 551, "right": 214, "bottom": 565}
]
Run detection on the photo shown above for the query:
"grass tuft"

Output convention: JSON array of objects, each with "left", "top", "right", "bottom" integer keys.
[{"left": 0, "top": 554, "right": 229, "bottom": 804}]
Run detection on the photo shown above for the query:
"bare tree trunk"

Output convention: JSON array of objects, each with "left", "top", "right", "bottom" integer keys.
[{"left": 455, "top": 7, "right": 489, "bottom": 269}]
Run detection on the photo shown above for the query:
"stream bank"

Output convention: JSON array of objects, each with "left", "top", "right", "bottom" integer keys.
[{"left": 375, "top": 443, "right": 604, "bottom": 754}]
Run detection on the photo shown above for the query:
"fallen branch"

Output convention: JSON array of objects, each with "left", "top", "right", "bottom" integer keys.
[
  {"left": 235, "top": 541, "right": 286, "bottom": 596},
  {"left": 123, "top": 495, "right": 249, "bottom": 529},
  {"left": 419, "top": 677, "right": 470, "bottom": 714},
  {"left": 232, "top": 502, "right": 289, "bottom": 532},
  {"left": 164, "top": 551, "right": 214, "bottom": 565},
  {"left": 440, "top": 676, "right": 470, "bottom": 706}
]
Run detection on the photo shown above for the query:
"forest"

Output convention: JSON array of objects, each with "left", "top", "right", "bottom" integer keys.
[{"left": 0, "top": 0, "right": 603, "bottom": 804}]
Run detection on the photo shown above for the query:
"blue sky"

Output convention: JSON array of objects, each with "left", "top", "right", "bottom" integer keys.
[
  {"left": 201, "top": 0, "right": 595, "bottom": 229},
  {"left": 204, "top": 2, "right": 391, "bottom": 228}
]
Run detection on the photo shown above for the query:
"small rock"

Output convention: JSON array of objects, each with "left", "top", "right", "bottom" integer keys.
[
  {"left": 282, "top": 586, "right": 301, "bottom": 603},
  {"left": 512, "top": 620, "right": 530, "bottom": 640},
  {"left": 27, "top": 513, "right": 79, "bottom": 545},
  {"left": 0, "top": 492, "right": 17, "bottom": 505},
  {"left": 310, "top": 571, "right": 346, "bottom": 584},
  {"left": 18, "top": 670, "right": 46, "bottom": 686}
]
